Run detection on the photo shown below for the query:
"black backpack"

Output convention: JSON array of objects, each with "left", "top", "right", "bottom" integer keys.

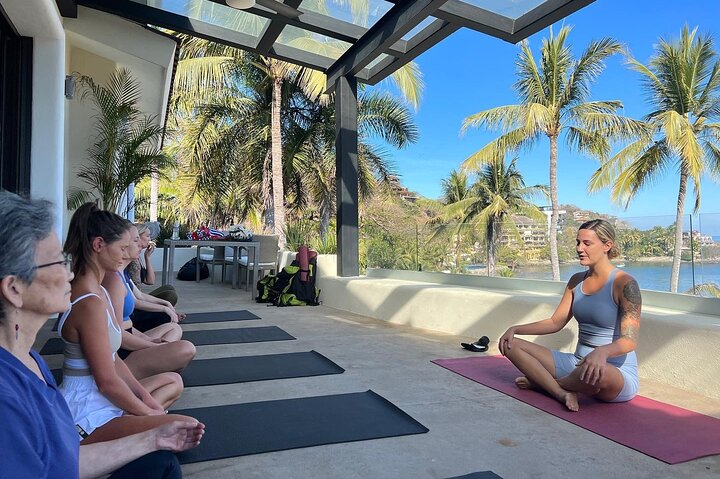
[
  {"left": 177, "top": 257, "right": 210, "bottom": 281},
  {"left": 256, "top": 258, "right": 320, "bottom": 306}
]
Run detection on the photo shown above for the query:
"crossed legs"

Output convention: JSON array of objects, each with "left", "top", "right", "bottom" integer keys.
[
  {"left": 123, "top": 340, "right": 196, "bottom": 380},
  {"left": 81, "top": 372, "right": 186, "bottom": 444},
  {"left": 503, "top": 338, "right": 624, "bottom": 411},
  {"left": 143, "top": 323, "right": 183, "bottom": 342}
]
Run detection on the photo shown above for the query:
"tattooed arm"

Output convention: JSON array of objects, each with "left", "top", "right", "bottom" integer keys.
[
  {"left": 600, "top": 273, "right": 642, "bottom": 357},
  {"left": 617, "top": 276, "right": 642, "bottom": 348}
]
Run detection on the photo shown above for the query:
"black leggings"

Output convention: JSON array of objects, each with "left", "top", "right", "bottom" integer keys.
[
  {"left": 131, "top": 309, "right": 173, "bottom": 332},
  {"left": 108, "top": 450, "right": 181, "bottom": 479}
]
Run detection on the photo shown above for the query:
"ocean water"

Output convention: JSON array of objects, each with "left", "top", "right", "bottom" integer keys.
[{"left": 512, "top": 261, "right": 720, "bottom": 293}]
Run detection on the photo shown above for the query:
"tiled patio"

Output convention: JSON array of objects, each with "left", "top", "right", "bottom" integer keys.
[{"left": 37, "top": 279, "right": 720, "bottom": 478}]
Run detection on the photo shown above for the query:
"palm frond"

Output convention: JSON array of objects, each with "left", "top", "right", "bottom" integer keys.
[
  {"left": 587, "top": 138, "right": 652, "bottom": 192},
  {"left": 358, "top": 92, "right": 419, "bottom": 147},
  {"left": 462, "top": 127, "right": 541, "bottom": 171}
]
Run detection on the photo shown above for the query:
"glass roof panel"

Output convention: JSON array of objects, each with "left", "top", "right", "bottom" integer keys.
[
  {"left": 300, "top": 0, "right": 393, "bottom": 29},
  {"left": 459, "top": 0, "right": 549, "bottom": 19},
  {"left": 366, "top": 52, "right": 391, "bottom": 70},
  {"left": 277, "top": 25, "right": 352, "bottom": 60},
  {"left": 107, "top": 0, "right": 592, "bottom": 85},
  {"left": 134, "top": 0, "right": 268, "bottom": 37},
  {"left": 402, "top": 16, "right": 436, "bottom": 41}
]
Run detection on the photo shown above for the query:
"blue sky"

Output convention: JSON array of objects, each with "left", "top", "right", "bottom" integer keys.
[{"left": 375, "top": 0, "right": 720, "bottom": 223}]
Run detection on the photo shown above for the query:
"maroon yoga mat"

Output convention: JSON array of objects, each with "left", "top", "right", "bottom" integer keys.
[{"left": 433, "top": 355, "right": 720, "bottom": 464}]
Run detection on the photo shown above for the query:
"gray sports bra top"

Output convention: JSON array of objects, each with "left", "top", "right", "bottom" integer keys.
[
  {"left": 572, "top": 268, "right": 620, "bottom": 348},
  {"left": 58, "top": 286, "right": 122, "bottom": 377}
]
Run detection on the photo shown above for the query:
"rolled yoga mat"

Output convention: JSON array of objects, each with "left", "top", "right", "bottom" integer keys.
[
  {"left": 180, "top": 350, "right": 344, "bottom": 387},
  {"left": 182, "top": 310, "right": 261, "bottom": 323},
  {"left": 39, "top": 326, "right": 295, "bottom": 355},
  {"left": 51, "top": 350, "right": 342, "bottom": 388},
  {"left": 433, "top": 355, "right": 720, "bottom": 464},
  {"left": 446, "top": 472, "right": 503, "bottom": 479},
  {"left": 173, "top": 390, "right": 429, "bottom": 464}
]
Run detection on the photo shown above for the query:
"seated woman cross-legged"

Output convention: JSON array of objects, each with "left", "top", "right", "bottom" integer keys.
[
  {"left": 124, "top": 225, "right": 185, "bottom": 332},
  {"left": 103, "top": 224, "right": 195, "bottom": 380},
  {"left": 60, "top": 202, "right": 197, "bottom": 444},
  {"left": 126, "top": 222, "right": 178, "bottom": 306},
  {"left": 499, "top": 219, "right": 642, "bottom": 412}
]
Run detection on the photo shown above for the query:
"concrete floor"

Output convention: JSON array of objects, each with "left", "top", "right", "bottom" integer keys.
[{"left": 38, "top": 279, "right": 720, "bottom": 478}]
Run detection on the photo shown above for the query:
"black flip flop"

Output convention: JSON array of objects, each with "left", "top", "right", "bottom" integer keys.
[{"left": 461, "top": 336, "right": 490, "bottom": 352}]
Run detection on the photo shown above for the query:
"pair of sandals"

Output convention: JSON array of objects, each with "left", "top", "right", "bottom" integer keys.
[{"left": 460, "top": 335, "right": 490, "bottom": 352}]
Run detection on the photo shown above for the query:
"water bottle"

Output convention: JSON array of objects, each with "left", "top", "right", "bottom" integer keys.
[{"left": 171, "top": 221, "right": 180, "bottom": 240}]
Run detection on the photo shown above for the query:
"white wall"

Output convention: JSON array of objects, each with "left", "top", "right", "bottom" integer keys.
[
  {"left": 317, "top": 263, "right": 720, "bottom": 400},
  {"left": 63, "top": 6, "right": 176, "bottom": 227},
  {"left": 65, "top": 47, "right": 116, "bottom": 227}
]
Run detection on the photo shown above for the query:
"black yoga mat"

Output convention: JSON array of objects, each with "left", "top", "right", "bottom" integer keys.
[
  {"left": 181, "top": 326, "right": 294, "bottom": 345},
  {"left": 180, "top": 350, "right": 344, "bottom": 387},
  {"left": 183, "top": 310, "right": 261, "bottom": 324},
  {"left": 39, "top": 326, "right": 295, "bottom": 355},
  {"left": 50, "top": 347, "right": 334, "bottom": 387},
  {"left": 52, "top": 310, "right": 260, "bottom": 330},
  {"left": 173, "top": 390, "right": 429, "bottom": 464}
]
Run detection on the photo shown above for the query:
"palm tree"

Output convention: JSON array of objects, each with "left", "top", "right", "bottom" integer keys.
[
  {"left": 589, "top": 26, "right": 720, "bottom": 292},
  {"left": 437, "top": 170, "right": 472, "bottom": 269},
  {"left": 169, "top": 20, "right": 423, "bottom": 248},
  {"left": 287, "top": 89, "right": 418, "bottom": 242},
  {"left": 172, "top": 50, "right": 418, "bottom": 239},
  {"left": 438, "top": 158, "right": 547, "bottom": 276},
  {"left": 441, "top": 170, "right": 471, "bottom": 204},
  {"left": 685, "top": 282, "right": 720, "bottom": 297},
  {"left": 170, "top": 52, "right": 306, "bottom": 229},
  {"left": 67, "top": 68, "right": 173, "bottom": 214},
  {"left": 460, "top": 26, "right": 643, "bottom": 280}
]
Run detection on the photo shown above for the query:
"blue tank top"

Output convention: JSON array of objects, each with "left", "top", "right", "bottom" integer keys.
[
  {"left": 119, "top": 271, "right": 135, "bottom": 321},
  {"left": 572, "top": 269, "right": 637, "bottom": 367}
]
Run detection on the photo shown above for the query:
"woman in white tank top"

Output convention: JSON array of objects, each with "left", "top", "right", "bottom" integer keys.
[{"left": 60, "top": 202, "right": 197, "bottom": 443}]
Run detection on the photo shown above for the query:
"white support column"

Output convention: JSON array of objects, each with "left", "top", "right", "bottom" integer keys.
[
  {"left": 30, "top": 36, "right": 66, "bottom": 240},
  {"left": 127, "top": 184, "right": 135, "bottom": 221}
]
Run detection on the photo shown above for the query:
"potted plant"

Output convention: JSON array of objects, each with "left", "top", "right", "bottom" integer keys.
[{"left": 67, "top": 68, "right": 174, "bottom": 214}]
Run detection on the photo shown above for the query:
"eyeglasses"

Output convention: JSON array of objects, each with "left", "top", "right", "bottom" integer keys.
[{"left": 35, "top": 253, "right": 73, "bottom": 274}]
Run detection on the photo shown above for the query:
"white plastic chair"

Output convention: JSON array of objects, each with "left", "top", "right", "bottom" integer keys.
[{"left": 238, "top": 234, "right": 279, "bottom": 287}]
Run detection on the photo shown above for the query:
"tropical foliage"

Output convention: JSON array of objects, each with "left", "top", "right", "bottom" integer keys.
[
  {"left": 161, "top": 27, "right": 421, "bottom": 248},
  {"left": 461, "top": 26, "right": 644, "bottom": 280},
  {"left": 432, "top": 159, "right": 547, "bottom": 276},
  {"left": 67, "top": 68, "right": 173, "bottom": 214},
  {"left": 589, "top": 26, "right": 720, "bottom": 292}
]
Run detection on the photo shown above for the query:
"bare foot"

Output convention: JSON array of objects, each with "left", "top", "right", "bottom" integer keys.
[
  {"left": 514, "top": 376, "right": 533, "bottom": 390},
  {"left": 559, "top": 391, "right": 579, "bottom": 412}
]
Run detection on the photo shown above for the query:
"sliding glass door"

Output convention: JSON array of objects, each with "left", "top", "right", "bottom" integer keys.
[{"left": 0, "top": 9, "right": 32, "bottom": 194}]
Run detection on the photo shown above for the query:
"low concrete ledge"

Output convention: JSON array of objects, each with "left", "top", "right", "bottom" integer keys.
[{"left": 316, "top": 258, "right": 720, "bottom": 400}]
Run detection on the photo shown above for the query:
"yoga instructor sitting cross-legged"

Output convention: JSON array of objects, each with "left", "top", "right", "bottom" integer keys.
[{"left": 499, "top": 219, "right": 642, "bottom": 412}]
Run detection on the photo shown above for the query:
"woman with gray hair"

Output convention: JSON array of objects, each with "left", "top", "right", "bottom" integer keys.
[{"left": 0, "top": 191, "right": 203, "bottom": 478}]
